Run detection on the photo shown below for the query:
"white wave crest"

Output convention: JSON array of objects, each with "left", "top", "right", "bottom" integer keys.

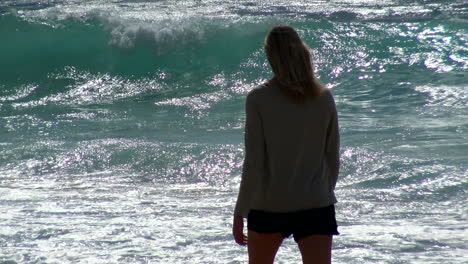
[{"left": 104, "top": 17, "right": 208, "bottom": 54}]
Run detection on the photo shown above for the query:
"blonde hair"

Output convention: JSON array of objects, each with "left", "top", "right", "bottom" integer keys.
[{"left": 264, "top": 25, "right": 325, "bottom": 102}]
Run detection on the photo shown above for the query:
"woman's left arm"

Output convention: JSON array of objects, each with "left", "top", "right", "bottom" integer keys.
[{"left": 233, "top": 90, "right": 265, "bottom": 244}]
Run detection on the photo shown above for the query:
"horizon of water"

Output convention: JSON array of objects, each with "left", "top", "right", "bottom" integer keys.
[{"left": 0, "top": 0, "right": 467, "bottom": 263}]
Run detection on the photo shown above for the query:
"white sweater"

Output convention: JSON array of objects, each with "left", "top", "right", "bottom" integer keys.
[{"left": 234, "top": 84, "right": 340, "bottom": 217}]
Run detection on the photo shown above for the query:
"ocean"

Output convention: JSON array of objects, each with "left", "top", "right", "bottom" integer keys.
[{"left": 0, "top": 0, "right": 467, "bottom": 263}]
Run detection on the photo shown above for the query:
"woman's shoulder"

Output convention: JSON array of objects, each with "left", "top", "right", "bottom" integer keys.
[
  {"left": 252, "top": 81, "right": 271, "bottom": 93},
  {"left": 318, "top": 88, "right": 335, "bottom": 103},
  {"left": 246, "top": 82, "right": 272, "bottom": 101},
  {"left": 247, "top": 82, "right": 336, "bottom": 107}
]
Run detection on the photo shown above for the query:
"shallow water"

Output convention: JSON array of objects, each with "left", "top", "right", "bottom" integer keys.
[{"left": 0, "top": 0, "right": 467, "bottom": 263}]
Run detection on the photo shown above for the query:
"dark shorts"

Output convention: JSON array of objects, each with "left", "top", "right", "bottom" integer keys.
[{"left": 247, "top": 204, "right": 339, "bottom": 243}]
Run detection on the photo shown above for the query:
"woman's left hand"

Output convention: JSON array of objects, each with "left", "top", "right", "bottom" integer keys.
[{"left": 232, "top": 215, "right": 248, "bottom": 246}]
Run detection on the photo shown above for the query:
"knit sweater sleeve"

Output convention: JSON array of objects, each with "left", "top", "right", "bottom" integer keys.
[
  {"left": 325, "top": 93, "right": 340, "bottom": 189},
  {"left": 234, "top": 91, "right": 265, "bottom": 218}
]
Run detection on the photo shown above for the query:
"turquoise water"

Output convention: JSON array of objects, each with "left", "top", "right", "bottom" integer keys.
[{"left": 0, "top": 0, "right": 467, "bottom": 263}]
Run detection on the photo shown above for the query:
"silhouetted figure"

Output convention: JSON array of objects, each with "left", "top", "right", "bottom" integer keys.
[{"left": 233, "top": 25, "right": 340, "bottom": 264}]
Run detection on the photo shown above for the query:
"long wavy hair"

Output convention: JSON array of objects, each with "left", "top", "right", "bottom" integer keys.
[{"left": 264, "top": 25, "right": 325, "bottom": 102}]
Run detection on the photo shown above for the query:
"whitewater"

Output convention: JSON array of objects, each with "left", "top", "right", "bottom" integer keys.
[{"left": 0, "top": 0, "right": 467, "bottom": 263}]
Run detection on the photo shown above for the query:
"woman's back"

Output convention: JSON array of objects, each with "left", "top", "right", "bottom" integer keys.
[{"left": 234, "top": 82, "right": 339, "bottom": 216}]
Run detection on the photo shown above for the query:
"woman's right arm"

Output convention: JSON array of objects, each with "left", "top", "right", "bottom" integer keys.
[{"left": 325, "top": 94, "right": 340, "bottom": 189}]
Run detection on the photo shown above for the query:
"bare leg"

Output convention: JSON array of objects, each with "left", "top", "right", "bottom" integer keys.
[
  {"left": 247, "top": 230, "right": 284, "bottom": 264},
  {"left": 297, "top": 235, "right": 332, "bottom": 264}
]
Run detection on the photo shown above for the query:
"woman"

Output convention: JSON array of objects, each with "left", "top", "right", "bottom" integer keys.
[{"left": 232, "top": 25, "right": 340, "bottom": 264}]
